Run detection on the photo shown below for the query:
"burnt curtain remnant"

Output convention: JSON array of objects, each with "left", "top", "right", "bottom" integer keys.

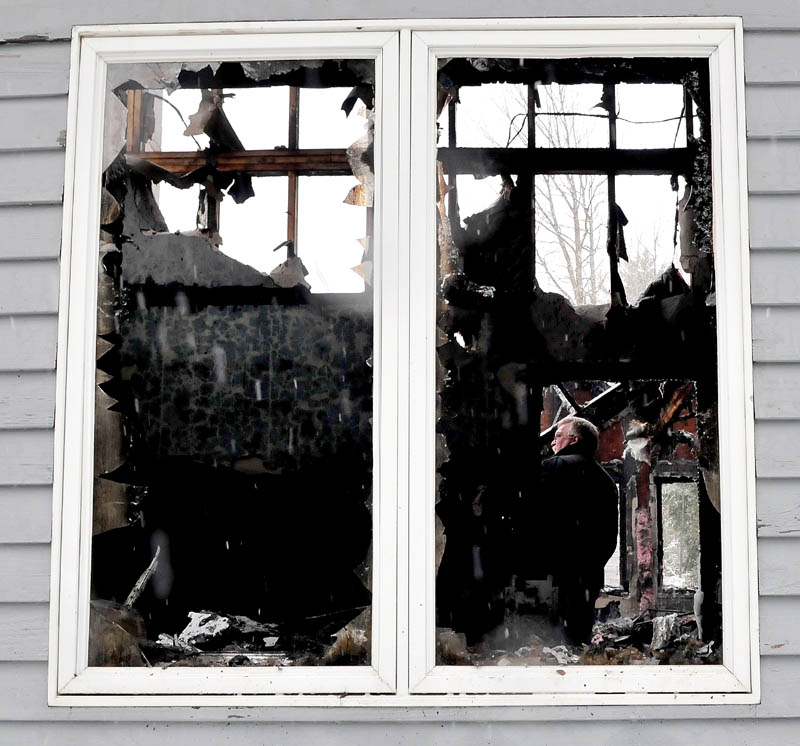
[
  {"left": 90, "top": 59, "right": 375, "bottom": 667},
  {"left": 434, "top": 58, "right": 721, "bottom": 666}
]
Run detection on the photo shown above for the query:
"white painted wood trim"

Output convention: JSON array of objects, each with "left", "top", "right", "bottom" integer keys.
[
  {"left": 69, "top": 17, "right": 749, "bottom": 38},
  {"left": 411, "top": 664, "right": 749, "bottom": 695},
  {"left": 50, "top": 689, "right": 760, "bottom": 708},
  {"left": 61, "top": 666, "right": 393, "bottom": 696},
  {"left": 407, "top": 28, "right": 438, "bottom": 693},
  {"left": 83, "top": 31, "right": 404, "bottom": 64},
  {"left": 372, "top": 30, "right": 400, "bottom": 693},
  {"left": 395, "top": 26, "right": 413, "bottom": 699}
]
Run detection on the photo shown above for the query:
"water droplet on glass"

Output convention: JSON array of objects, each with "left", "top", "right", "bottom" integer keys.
[
  {"left": 175, "top": 291, "right": 190, "bottom": 316},
  {"left": 212, "top": 345, "right": 226, "bottom": 384}
]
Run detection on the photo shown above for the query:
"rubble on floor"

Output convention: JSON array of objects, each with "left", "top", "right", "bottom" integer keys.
[
  {"left": 89, "top": 605, "right": 372, "bottom": 668},
  {"left": 585, "top": 610, "right": 719, "bottom": 665},
  {"left": 437, "top": 608, "right": 720, "bottom": 666}
]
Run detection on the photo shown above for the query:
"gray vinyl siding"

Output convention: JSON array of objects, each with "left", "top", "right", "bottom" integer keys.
[{"left": 1, "top": 2, "right": 799, "bottom": 741}]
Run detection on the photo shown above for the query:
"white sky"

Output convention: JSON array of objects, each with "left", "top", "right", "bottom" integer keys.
[
  {"left": 149, "top": 75, "right": 693, "bottom": 299},
  {"left": 154, "top": 86, "right": 368, "bottom": 293}
]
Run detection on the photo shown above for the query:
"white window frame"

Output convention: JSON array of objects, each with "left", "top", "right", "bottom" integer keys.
[
  {"left": 50, "top": 24, "right": 401, "bottom": 704},
  {"left": 406, "top": 19, "right": 759, "bottom": 704},
  {"left": 51, "top": 17, "right": 758, "bottom": 707}
]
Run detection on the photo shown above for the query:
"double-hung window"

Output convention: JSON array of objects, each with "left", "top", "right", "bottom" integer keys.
[{"left": 51, "top": 18, "right": 758, "bottom": 705}]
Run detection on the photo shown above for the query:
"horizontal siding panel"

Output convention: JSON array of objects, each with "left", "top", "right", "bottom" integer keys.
[
  {"left": 5, "top": 719, "right": 800, "bottom": 745},
  {"left": 756, "top": 421, "right": 800, "bottom": 478},
  {"left": 0, "top": 604, "right": 47, "bottom": 661},
  {"left": 0, "top": 316, "right": 57, "bottom": 370},
  {"left": 748, "top": 140, "right": 800, "bottom": 194},
  {"left": 0, "top": 260, "right": 59, "bottom": 315},
  {"left": 0, "top": 430, "right": 53, "bottom": 486},
  {"left": 748, "top": 194, "right": 800, "bottom": 249},
  {"left": 0, "top": 371, "right": 55, "bottom": 429},
  {"left": 759, "top": 537, "right": 800, "bottom": 595},
  {"left": 0, "top": 658, "right": 798, "bottom": 721},
  {"left": 757, "top": 478, "right": 800, "bottom": 537},
  {"left": 0, "top": 43, "right": 70, "bottom": 98},
  {"left": 2, "top": 1, "right": 800, "bottom": 40},
  {"left": 0, "top": 151, "right": 63, "bottom": 205},
  {"left": 752, "top": 307, "right": 800, "bottom": 362},
  {"left": 750, "top": 251, "right": 800, "bottom": 305},
  {"left": 744, "top": 32, "right": 800, "bottom": 84},
  {"left": 760, "top": 597, "right": 800, "bottom": 656},
  {"left": 754, "top": 364, "right": 800, "bottom": 419},
  {"left": 0, "top": 545, "right": 49, "bottom": 603},
  {"left": 0, "top": 204, "right": 62, "bottom": 260},
  {"left": 0, "top": 487, "right": 52, "bottom": 543},
  {"left": 746, "top": 85, "right": 800, "bottom": 139},
  {"left": 0, "top": 96, "right": 67, "bottom": 152}
]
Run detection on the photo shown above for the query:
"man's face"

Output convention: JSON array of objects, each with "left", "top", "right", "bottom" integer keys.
[{"left": 552, "top": 423, "right": 578, "bottom": 454}]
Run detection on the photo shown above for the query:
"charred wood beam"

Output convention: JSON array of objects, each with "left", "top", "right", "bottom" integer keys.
[
  {"left": 287, "top": 87, "right": 300, "bottom": 255},
  {"left": 652, "top": 460, "right": 698, "bottom": 481},
  {"left": 438, "top": 57, "right": 705, "bottom": 88},
  {"left": 653, "top": 381, "right": 695, "bottom": 438},
  {"left": 130, "top": 145, "right": 690, "bottom": 179},
  {"left": 539, "top": 381, "right": 631, "bottom": 447},
  {"left": 125, "top": 90, "right": 145, "bottom": 153},
  {"left": 437, "top": 147, "right": 692, "bottom": 177},
  {"left": 555, "top": 382, "right": 580, "bottom": 413},
  {"left": 126, "top": 149, "right": 352, "bottom": 177}
]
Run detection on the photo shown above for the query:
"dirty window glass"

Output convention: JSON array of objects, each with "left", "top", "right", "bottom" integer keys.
[
  {"left": 91, "top": 58, "right": 375, "bottom": 667},
  {"left": 435, "top": 57, "right": 720, "bottom": 667}
]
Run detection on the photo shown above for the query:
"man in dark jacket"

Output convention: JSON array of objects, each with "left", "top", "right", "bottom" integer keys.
[{"left": 542, "top": 416, "right": 619, "bottom": 645}]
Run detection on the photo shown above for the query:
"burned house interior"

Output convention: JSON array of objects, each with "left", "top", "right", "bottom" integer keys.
[
  {"left": 433, "top": 57, "right": 721, "bottom": 666},
  {"left": 91, "top": 59, "right": 376, "bottom": 667},
  {"left": 88, "top": 53, "right": 722, "bottom": 670}
]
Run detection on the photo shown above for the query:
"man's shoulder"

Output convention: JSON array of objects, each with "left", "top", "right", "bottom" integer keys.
[
  {"left": 541, "top": 452, "right": 587, "bottom": 473},
  {"left": 542, "top": 453, "right": 616, "bottom": 485}
]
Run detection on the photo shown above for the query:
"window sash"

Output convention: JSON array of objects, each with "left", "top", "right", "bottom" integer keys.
[
  {"left": 406, "top": 23, "right": 757, "bottom": 701},
  {"left": 52, "top": 26, "right": 400, "bottom": 699},
  {"left": 50, "top": 18, "right": 758, "bottom": 706}
]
